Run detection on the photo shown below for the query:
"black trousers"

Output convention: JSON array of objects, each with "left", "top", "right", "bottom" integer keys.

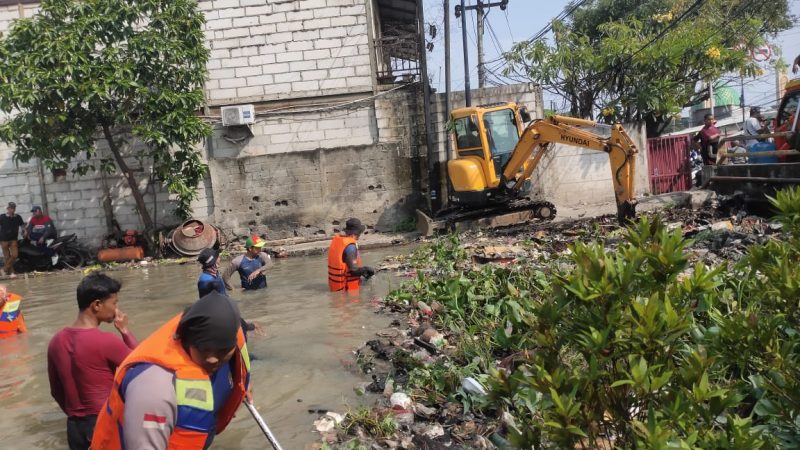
[{"left": 67, "top": 415, "right": 97, "bottom": 450}]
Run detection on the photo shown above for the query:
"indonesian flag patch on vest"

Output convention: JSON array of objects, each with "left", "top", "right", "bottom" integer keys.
[{"left": 143, "top": 413, "right": 168, "bottom": 430}]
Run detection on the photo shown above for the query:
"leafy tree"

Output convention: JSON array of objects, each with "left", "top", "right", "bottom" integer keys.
[
  {"left": 504, "top": 0, "right": 792, "bottom": 136},
  {"left": 0, "top": 0, "right": 211, "bottom": 238}
]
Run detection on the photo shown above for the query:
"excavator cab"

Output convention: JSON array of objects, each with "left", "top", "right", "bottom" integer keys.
[{"left": 448, "top": 103, "right": 529, "bottom": 206}]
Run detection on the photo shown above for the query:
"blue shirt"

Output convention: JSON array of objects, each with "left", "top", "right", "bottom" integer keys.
[{"left": 198, "top": 271, "right": 226, "bottom": 297}]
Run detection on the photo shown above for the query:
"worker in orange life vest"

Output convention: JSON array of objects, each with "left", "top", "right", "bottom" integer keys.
[
  {"left": 327, "top": 218, "right": 375, "bottom": 292},
  {"left": 91, "top": 292, "right": 250, "bottom": 450},
  {"left": 0, "top": 284, "right": 27, "bottom": 338}
]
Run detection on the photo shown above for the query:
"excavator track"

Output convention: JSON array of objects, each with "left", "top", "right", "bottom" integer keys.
[{"left": 416, "top": 200, "right": 557, "bottom": 236}]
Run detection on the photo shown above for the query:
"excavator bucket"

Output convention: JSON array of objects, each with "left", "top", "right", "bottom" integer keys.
[{"left": 415, "top": 209, "right": 442, "bottom": 237}]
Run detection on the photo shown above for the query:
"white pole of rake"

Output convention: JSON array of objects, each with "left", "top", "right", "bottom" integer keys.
[{"left": 244, "top": 399, "right": 284, "bottom": 450}]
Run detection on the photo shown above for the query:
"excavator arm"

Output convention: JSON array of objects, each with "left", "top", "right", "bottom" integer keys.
[{"left": 500, "top": 115, "right": 638, "bottom": 222}]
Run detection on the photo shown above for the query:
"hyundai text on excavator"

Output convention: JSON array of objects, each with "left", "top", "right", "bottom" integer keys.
[{"left": 417, "top": 102, "right": 639, "bottom": 235}]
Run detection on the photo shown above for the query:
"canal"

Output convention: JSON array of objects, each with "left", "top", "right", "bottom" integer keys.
[{"left": 0, "top": 247, "right": 407, "bottom": 449}]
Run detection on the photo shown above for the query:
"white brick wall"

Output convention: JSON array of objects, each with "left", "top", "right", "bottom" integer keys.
[
  {"left": 0, "top": 138, "right": 198, "bottom": 248},
  {"left": 201, "top": 0, "right": 374, "bottom": 105},
  {"left": 210, "top": 104, "right": 375, "bottom": 158}
]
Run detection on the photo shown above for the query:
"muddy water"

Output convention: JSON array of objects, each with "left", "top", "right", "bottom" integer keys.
[{"left": 0, "top": 247, "right": 409, "bottom": 449}]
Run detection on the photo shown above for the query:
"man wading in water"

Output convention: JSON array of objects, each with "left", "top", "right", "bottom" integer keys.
[
  {"left": 327, "top": 218, "right": 375, "bottom": 292},
  {"left": 47, "top": 273, "right": 138, "bottom": 450},
  {"left": 92, "top": 292, "right": 251, "bottom": 450},
  {"left": 222, "top": 235, "right": 272, "bottom": 291}
]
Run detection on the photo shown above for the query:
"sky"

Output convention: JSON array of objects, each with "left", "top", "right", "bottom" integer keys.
[{"left": 422, "top": 0, "right": 800, "bottom": 114}]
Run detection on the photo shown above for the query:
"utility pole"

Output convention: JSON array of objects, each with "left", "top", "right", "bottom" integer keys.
[
  {"left": 740, "top": 75, "right": 745, "bottom": 123},
  {"left": 418, "top": 0, "right": 440, "bottom": 212},
  {"left": 457, "top": 0, "right": 471, "bottom": 106},
  {"left": 455, "top": 0, "right": 508, "bottom": 105},
  {"left": 476, "top": 1, "right": 485, "bottom": 88},
  {"left": 444, "top": 0, "right": 452, "bottom": 160}
]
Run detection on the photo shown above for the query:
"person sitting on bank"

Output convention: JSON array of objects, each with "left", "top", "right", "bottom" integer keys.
[
  {"left": 717, "top": 139, "right": 748, "bottom": 165},
  {"left": 743, "top": 107, "right": 769, "bottom": 149},
  {"left": 327, "top": 218, "right": 375, "bottom": 292},
  {"left": 47, "top": 273, "right": 138, "bottom": 450},
  {"left": 197, "top": 247, "right": 225, "bottom": 296},
  {"left": 25, "top": 205, "right": 57, "bottom": 247},
  {"left": 222, "top": 234, "right": 272, "bottom": 291},
  {"left": 92, "top": 291, "right": 251, "bottom": 450},
  {"left": 0, "top": 284, "right": 27, "bottom": 338}
]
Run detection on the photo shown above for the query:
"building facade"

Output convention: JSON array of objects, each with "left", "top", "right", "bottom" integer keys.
[{"left": 0, "top": 0, "right": 645, "bottom": 248}]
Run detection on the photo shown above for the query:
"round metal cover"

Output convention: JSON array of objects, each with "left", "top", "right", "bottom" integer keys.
[{"left": 171, "top": 219, "right": 218, "bottom": 256}]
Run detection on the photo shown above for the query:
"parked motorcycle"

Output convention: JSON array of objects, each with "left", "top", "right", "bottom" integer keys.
[
  {"left": 13, "top": 234, "right": 90, "bottom": 272},
  {"left": 689, "top": 148, "right": 704, "bottom": 187}
]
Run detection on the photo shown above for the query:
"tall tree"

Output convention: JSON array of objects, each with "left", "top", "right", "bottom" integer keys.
[
  {"left": 0, "top": 0, "right": 211, "bottom": 238},
  {"left": 504, "top": 0, "right": 792, "bottom": 136}
]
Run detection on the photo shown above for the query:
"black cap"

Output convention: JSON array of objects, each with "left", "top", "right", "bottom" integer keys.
[
  {"left": 197, "top": 248, "right": 219, "bottom": 268},
  {"left": 30, "top": 205, "right": 42, "bottom": 213},
  {"left": 750, "top": 106, "right": 762, "bottom": 116},
  {"left": 7, "top": 202, "right": 15, "bottom": 209},
  {"left": 344, "top": 218, "right": 366, "bottom": 235},
  {"left": 178, "top": 291, "right": 241, "bottom": 352}
]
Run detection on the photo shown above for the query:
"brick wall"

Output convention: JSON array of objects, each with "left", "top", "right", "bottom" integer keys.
[
  {"left": 202, "top": 0, "right": 374, "bottom": 105},
  {"left": 0, "top": 137, "right": 205, "bottom": 247},
  {"left": 0, "top": 3, "right": 37, "bottom": 33}
]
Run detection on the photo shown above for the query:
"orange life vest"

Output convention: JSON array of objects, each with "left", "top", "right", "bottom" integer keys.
[
  {"left": 0, "top": 293, "right": 26, "bottom": 338},
  {"left": 327, "top": 235, "right": 361, "bottom": 292},
  {"left": 91, "top": 313, "right": 251, "bottom": 450}
]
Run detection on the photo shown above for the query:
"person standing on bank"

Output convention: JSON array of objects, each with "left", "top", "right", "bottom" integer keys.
[
  {"left": 47, "top": 273, "right": 138, "bottom": 450},
  {"left": 0, "top": 202, "right": 25, "bottom": 278},
  {"left": 222, "top": 235, "right": 272, "bottom": 291},
  {"left": 327, "top": 218, "right": 375, "bottom": 292},
  {"left": 92, "top": 291, "right": 251, "bottom": 450}
]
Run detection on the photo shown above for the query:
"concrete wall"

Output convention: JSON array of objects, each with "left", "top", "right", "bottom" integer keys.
[{"left": 533, "top": 123, "right": 650, "bottom": 207}]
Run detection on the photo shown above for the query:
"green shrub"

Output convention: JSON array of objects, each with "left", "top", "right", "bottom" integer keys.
[{"left": 381, "top": 187, "right": 800, "bottom": 449}]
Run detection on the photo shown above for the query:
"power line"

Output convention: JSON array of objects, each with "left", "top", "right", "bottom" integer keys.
[{"left": 482, "top": 0, "right": 591, "bottom": 69}]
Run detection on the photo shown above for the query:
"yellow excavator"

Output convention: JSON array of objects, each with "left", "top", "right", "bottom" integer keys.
[{"left": 417, "top": 102, "right": 639, "bottom": 235}]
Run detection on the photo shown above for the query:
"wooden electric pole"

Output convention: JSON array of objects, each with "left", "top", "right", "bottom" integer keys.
[
  {"left": 455, "top": 0, "right": 509, "bottom": 102},
  {"left": 444, "top": 0, "right": 452, "bottom": 160},
  {"left": 476, "top": 2, "right": 485, "bottom": 88}
]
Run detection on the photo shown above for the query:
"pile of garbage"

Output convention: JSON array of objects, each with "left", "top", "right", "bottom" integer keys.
[{"left": 310, "top": 193, "right": 788, "bottom": 449}]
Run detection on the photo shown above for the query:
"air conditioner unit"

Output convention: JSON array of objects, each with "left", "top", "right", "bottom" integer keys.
[{"left": 220, "top": 104, "right": 255, "bottom": 126}]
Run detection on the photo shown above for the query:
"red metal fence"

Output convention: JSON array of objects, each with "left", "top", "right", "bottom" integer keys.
[{"left": 647, "top": 135, "right": 692, "bottom": 194}]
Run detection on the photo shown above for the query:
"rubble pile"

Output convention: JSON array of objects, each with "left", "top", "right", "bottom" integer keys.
[{"left": 310, "top": 197, "right": 789, "bottom": 450}]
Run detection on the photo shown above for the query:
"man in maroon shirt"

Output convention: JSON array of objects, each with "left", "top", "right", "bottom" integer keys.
[{"left": 47, "top": 273, "right": 138, "bottom": 450}]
